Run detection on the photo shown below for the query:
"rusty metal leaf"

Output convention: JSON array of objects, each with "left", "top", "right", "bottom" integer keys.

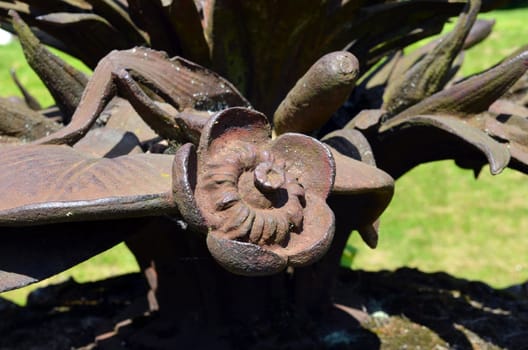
[
  {"left": 10, "top": 69, "right": 41, "bottom": 110},
  {"left": 384, "top": 17, "right": 492, "bottom": 96},
  {"left": 381, "top": 50, "right": 528, "bottom": 130},
  {"left": 11, "top": 11, "right": 87, "bottom": 122},
  {"left": 322, "top": 128, "right": 376, "bottom": 166},
  {"left": 72, "top": 127, "right": 143, "bottom": 157},
  {"left": 0, "top": 98, "right": 60, "bottom": 141},
  {"left": 328, "top": 145, "right": 393, "bottom": 198},
  {"left": 485, "top": 115, "right": 528, "bottom": 173},
  {"left": 127, "top": 0, "right": 179, "bottom": 56},
  {"left": 463, "top": 18, "right": 495, "bottom": 50},
  {"left": 383, "top": 0, "right": 481, "bottom": 115},
  {"left": 103, "top": 97, "right": 159, "bottom": 143},
  {"left": 483, "top": 102, "right": 528, "bottom": 173},
  {"left": 22, "top": 0, "right": 92, "bottom": 10},
  {"left": 35, "top": 12, "right": 132, "bottom": 68},
  {"left": 85, "top": 0, "right": 147, "bottom": 45},
  {"left": 0, "top": 145, "right": 177, "bottom": 226},
  {"left": 162, "top": 0, "right": 210, "bottom": 67},
  {"left": 203, "top": 0, "right": 250, "bottom": 99},
  {"left": 325, "top": 145, "right": 394, "bottom": 249},
  {"left": 0, "top": 0, "right": 90, "bottom": 16},
  {"left": 35, "top": 47, "right": 249, "bottom": 145},
  {"left": 384, "top": 114, "right": 510, "bottom": 175},
  {"left": 344, "top": 1, "right": 464, "bottom": 69}
]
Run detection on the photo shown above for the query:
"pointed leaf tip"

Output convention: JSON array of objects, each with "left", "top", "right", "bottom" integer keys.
[{"left": 382, "top": 50, "right": 528, "bottom": 132}]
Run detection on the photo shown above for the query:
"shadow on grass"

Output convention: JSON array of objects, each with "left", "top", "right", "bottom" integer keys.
[
  {"left": 336, "top": 267, "right": 528, "bottom": 349},
  {"left": 1, "top": 268, "right": 527, "bottom": 349}
]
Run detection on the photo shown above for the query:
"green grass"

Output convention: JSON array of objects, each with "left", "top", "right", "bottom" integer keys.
[
  {"left": 344, "top": 7, "right": 528, "bottom": 288},
  {"left": 1, "top": 7, "right": 528, "bottom": 305},
  {"left": 345, "top": 164, "right": 528, "bottom": 288},
  {"left": 0, "top": 42, "right": 91, "bottom": 106}
]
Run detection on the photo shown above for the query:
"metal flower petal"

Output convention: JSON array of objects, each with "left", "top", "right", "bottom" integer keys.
[{"left": 173, "top": 107, "right": 336, "bottom": 276}]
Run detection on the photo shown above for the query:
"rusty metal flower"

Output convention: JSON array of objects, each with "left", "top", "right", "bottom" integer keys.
[{"left": 173, "top": 107, "right": 336, "bottom": 275}]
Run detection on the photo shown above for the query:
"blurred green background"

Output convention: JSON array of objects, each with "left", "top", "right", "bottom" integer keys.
[{"left": 1, "top": 7, "right": 527, "bottom": 305}]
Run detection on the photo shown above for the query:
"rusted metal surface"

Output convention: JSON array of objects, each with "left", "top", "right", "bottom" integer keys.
[
  {"left": 174, "top": 107, "right": 336, "bottom": 275},
  {"left": 34, "top": 47, "right": 249, "bottom": 146},
  {"left": 11, "top": 11, "right": 88, "bottom": 122},
  {"left": 9, "top": 69, "right": 41, "bottom": 111},
  {"left": 103, "top": 97, "right": 159, "bottom": 143},
  {"left": 0, "top": 2, "right": 527, "bottom": 345},
  {"left": 383, "top": 0, "right": 481, "bottom": 115},
  {"left": 72, "top": 127, "right": 143, "bottom": 157},
  {"left": 322, "top": 129, "right": 394, "bottom": 249},
  {"left": 0, "top": 145, "right": 176, "bottom": 226},
  {"left": 0, "top": 98, "right": 60, "bottom": 141},
  {"left": 357, "top": 50, "right": 528, "bottom": 178},
  {"left": 273, "top": 51, "right": 359, "bottom": 135}
]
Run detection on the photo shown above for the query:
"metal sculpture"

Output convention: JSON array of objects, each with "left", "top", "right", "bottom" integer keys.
[{"left": 0, "top": 0, "right": 526, "bottom": 347}]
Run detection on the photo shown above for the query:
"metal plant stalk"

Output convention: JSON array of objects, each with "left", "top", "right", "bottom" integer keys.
[{"left": 0, "top": 0, "right": 526, "bottom": 347}]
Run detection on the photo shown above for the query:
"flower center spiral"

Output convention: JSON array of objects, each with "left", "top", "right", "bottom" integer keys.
[{"left": 200, "top": 142, "right": 305, "bottom": 245}]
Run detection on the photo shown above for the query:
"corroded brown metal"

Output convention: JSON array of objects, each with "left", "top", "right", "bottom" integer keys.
[
  {"left": 478, "top": 100, "right": 528, "bottom": 173},
  {"left": 173, "top": 107, "right": 336, "bottom": 275},
  {"left": 0, "top": 98, "right": 60, "bottom": 141},
  {"left": 11, "top": 10, "right": 88, "bottom": 122},
  {"left": 10, "top": 69, "right": 41, "bottom": 110},
  {"left": 375, "top": 51, "right": 528, "bottom": 176},
  {"left": 383, "top": 0, "right": 481, "bottom": 115},
  {"left": 34, "top": 47, "right": 249, "bottom": 146},
  {"left": 72, "top": 127, "right": 143, "bottom": 157},
  {"left": 273, "top": 51, "right": 359, "bottom": 135},
  {"left": 381, "top": 50, "right": 528, "bottom": 129},
  {"left": 463, "top": 18, "right": 495, "bottom": 50},
  {"left": 321, "top": 129, "right": 394, "bottom": 248},
  {"left": 0, "top": 145, "right": 176, "bottom": 226},
  {"left": 102, "top": 97, "right": 159, "bottom": 143}
]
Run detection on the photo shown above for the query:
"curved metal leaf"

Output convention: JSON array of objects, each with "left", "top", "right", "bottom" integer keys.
[
  {"left": 486, "top": 115, "right": 528, "bottom": 173},
  {"left": 35, "top": 12, "right": 132, "bottom": 67},
  {"left": 322, "top": 128, "right": 376, "bottom": 166},
  {"left": 484, "top": 102, "right": 528, "bottom": 173},
  {"left": 0, "top": 145, "right": 177, "bottom": 226},
  {"left": 103, "top": 97, "right": 159, "bottom": 143},
  {"left": 381, "top": 50, "right": 528, "bottom": 130},
  {"left": 11, "top": 11, "right": 87, "bottom": 122},
  {"left": 0, "top": 98, "right": 60, "bottom": 141},
  {"left": 326, "top": 145, "right": 394, "bottom": 248},
  {"left": 463, "top": 18, "right": 495, "bottom": 50},
  {"left": 72, "top": 127, "right": 143, "bottom": 157},
  {"left": 384, "top": 114, "right": 510, "bottom": 175},
  {"left": 35, "top": 47, "right": 249, "bottom": 145},
  {"left": 346, "top": 1, "right": 464, "bottom": 69},
  {"left": 204, "top": 0, "right": 250, "bottom": 100},
  {"left": 127, "top": 0, "right": 179, "bottom": 55},
  {"left": 10, "top": 69, "right": 42, "bottom": 110},
  {"left": 383, "top": 0, "right": 481, "bottom": 114},
  {"left": 162, "top": 0, "right": 210, "bottom": 66},
  {"left": 86, "top": 0, "right": 147, "bottom": 45}
]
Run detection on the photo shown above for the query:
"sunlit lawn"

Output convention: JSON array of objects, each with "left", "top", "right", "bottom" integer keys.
[{"left": 1, "top": 7, "right": 528, "bottom": 305}]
